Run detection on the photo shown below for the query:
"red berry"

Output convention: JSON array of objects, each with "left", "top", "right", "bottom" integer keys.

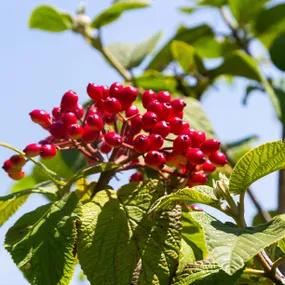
[
  {"left": 152, "top": 121, "right": 170, "bottom": 137},
  {"left": 142, "top": 111, "right": 158, "bottom": 131},
  {"left": 2, "top": 159, "right": 13, "bottom": 173},
  {"left": 68, "top": 124, "right": 83, "bottom": 139},
  {"left": 8, "top": 170, "right": 25, "bottom": 180},
  {"left": 147, "top": 100, "right": 163, "bottom": 114},
  {"left": 104, "top": 132, "right": 122, "bottom": 147},
  {"left": 62, "top": 112, "right": 78, "bottom": 126},
  {"left": 145, "top": 151, "right": 166, "bottom": 168},
  {"left": 40, "top": 144, "right": 57, "bottom": 159},
  {"left": 157, "top": 91, "right": 171, "bottom": 103},
  {"left": 173, "top": 134, "right": 191, "bottom": 154},
  {"left": 49, "top": 121, "right": 68, "bottom": 139},
  {"left": 125, "top": 105, "right": 139, "bottom": 117},
  {"left": 120, "top": 86, "right": 138, "bottom": 106},
  {"left": 201, "top": 139, "right": 221, "bottom": 153},
  {"left": 142, "top": 90, "right": 156, "bottom": 108},
  {"left": 24, "top": 143, "right": 42, "bottom": 157},
  {"left": 189, "top": 129, "right": 206, "bottom": 147},
  {"left": 82, "top": 126, "right": 100, "bottom": 143},
  {"left": 87, "top": 83, "right": 105, "bottom": 102},
  {"left": 130, "top": 115, "right": 142, "bottom": 134},
  {"left": 29, "top": 109, "right": 52, "bottom": 129},
  {"left": 160, "top": 103, "right": 174, "bottom": 120},
  {"left": 189, "top": 172, "right": 208, "bottom": 185},
  {"left": 86, "top": 113, "right": 104, "bottom": 131},
  {"left": 61, "top": 90, "right": 78, "bottom": 112},
  {"left": 202, "top": 160, "right": 216, "bottom": 173},
  {"left": 171, "top": 99, "right": 186, "bottom": 112},
  {"left": 209, "top": 151, "right": 228, "bottom": 166},
  {"left": 148, "top": 134, "right": 164, "bottom": 150},
  {"left": 130, "top": 172, "right": 144, "bottom": 182},
  {"left": 75, "top": 104, "right": 84, "bottom": 119},
  {"left": 133, "top": 134, "right": 150, "bottom": 153},
  {"left": 169, "top": 117, "right": 189, "bottom": 135},
  {"left": 186, "top": 148, "right": 206, "bottom": 164},
  {"left": 52, "top": 107, "right": 61, "bottom": 120},
  {"left": 100, "top": 142, "right": 112, "bottom": 154},
  {"left": 103, "top": 97, "right": 122, "bottom": 113},
  {"left": 110, "top": 82, "right": 123, "bottom": 98},
  {"left": 10, "top": 155, "right": 26, "bottom": 168},
  {"left": 104, "top": 113, "right": 116, "bottom": 124}
]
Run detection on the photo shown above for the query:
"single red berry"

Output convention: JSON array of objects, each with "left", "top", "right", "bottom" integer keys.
[
  {"left": 157, "top": 91, "right": 171, "bottom": 103},
  {"left": 145, "top": 150, "right": 166, "bottom": 168},
  {"left": 62, "top": 112, "right": 78, "bottom": 126},
  {"left": 10, "top": 155, "right": 26, "bottom": 168},
  {"left": 2, "top": 159, "right": 14, "bottom": 173},
  {"left": 142, "top": 111, "right": 158, "bottom": 131},
  {"left": 109, "top": 82, "right": 123, "bottom": 98},
  {"left": 189, "top": 129, "right": 206, "bottom": 147},
  {"left": 100, "top": 142, "right": 112, "bottom": 154},
  {"left": 75, "top": 104, "right": 84, "bottom": 119},
  {"left": 29, "top": 109, "right": 52, "bottom": 129},
  {"left": 60, "top": 90, "right": 78, "bottom": 112},
  {"left": 152, "top": 121, "right": 170, "bottom": 137},
  {"left": 104, "top": 113, "right": 116, "bottom": 125},
  {"left": 189, "top": 172, "right": 208, "bottom": 185},
  {"left": 120, "top": 86, "right": 138, "bottom": 106},
  {"left": 202, "top": 160, "right": 216, "bottom": 173},
  {"left": 148, "top": 134, "right": 164, "bottom": 150},
  {"left": 87, "top": 83, "right": 105, "bottom": 102},
  {"left": 147, "top": 100, "right": 163, "bottom": 114},
  {"left": 173, "top": 134, "right": 192, "bottom": 154},
  {"left": 103, "top": 97, "right": 122, "bottom": 113},
  {"left": 130, "top": 115, "right": 143, "bottom": 134},
  {"left": 49, "top": 121, "right": 68, "bottom": 139},
  {"left": 125, "top": 105, "right": 139, "bottom": 117},
  {"left": 209, "top": 151, "right": 228, "bottom": 166},
  {"left": 52, "top": 107, "right": 61, "bottom": 120},
  {"left": 130, "top": 171, "right": 144, "bottom": 182},
  {"left": 160, "top": 103, "right": 174, "bottom": 120},
  {"left": 24, "top": 143, "right": 42, "bottom": 157},
  {"left": 186, "top": 148, "right": 206, "bottom": 164},
  {"left": 40, "top": 144, "right": 57, "bottom": 159},
  {"left": 171, "top": 99, "right": 186, "bottom": 112},
  {"left": 142, "top": 89, "right": 156, "bottom": 108},
  {"left": 86, "top": 113, "right": 104, "bottom": 131},
  {"left": 201, "top": 139, "right": 221, "bottom": 153},
  {"left": 133, "top": 134, "right": 150, "bottom": 153},
  {"left": 8, "top": 170, "right": 25, "bottom": 180},
  {"left": 82, "top": 126, "right": 100, "bottom": 143},
  {"left": 104, "top": 132, "right": 122, "bottom": 147},
  {"left": 67, "top": 124, "right": 84, "bottom": 139},
  {"left": 169, "top": 117, "right": 189, "bottom": 135}
]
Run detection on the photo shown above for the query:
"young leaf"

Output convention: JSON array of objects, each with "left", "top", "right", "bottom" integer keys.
[
  {"left": 229, "top": 140, "right": 285, "bottom": 194},
  {"left": 5, "top": 192, "right": 80, "bottom": 285},
  {"left": 107, "top": 32, "right": 161, "bottom": 69},
  {"left": 29, "top": 5, "right": 73, "bottom": 32},
  {"left": 191, "top": 211, "right": 285, "bottom": 275},
  {"left": 91, "top": 0, "right": 150, "bottom": 29},
  {"left": 149, "top": 186, "right": 219, "bottom": 213},
  {"left": 183, "top": 97, "right": 215, "bottom": 137}
]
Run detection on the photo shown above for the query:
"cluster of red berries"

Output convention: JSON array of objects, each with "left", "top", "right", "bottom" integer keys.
[{"left": 2, "top": 82, "right": 227, "bottom": 186}]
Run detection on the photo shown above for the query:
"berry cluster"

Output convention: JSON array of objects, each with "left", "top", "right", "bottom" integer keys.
[{"left": 2, "top": 83, "right": 227, "bottom": 186}]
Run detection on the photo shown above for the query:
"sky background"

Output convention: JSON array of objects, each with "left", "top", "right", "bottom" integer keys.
[{"left": 0, "top": 0, "right": 283, "bottom": 284}]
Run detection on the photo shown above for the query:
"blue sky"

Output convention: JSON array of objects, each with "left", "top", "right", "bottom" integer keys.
[{"left": 0, "top": 0, "right": 282, "bottom": 284}]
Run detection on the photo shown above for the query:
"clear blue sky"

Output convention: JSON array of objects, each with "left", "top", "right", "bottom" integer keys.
[{"left": 0, "top": 1, "right": 282, "bottom": 284}]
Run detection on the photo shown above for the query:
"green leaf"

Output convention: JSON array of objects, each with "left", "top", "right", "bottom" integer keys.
[
  {"left": 191, "top": 211, "right": 285, "bottom": 275},
  {"left": 229, "top": 140, "right": 285, "bottom": 194},
  {"left": 29, "top": 5, "right": 73, "bottom": 32},
  {"left": 78, "top": 180, "right": 182, "bottom": 284},
  {"left": 198, "top": 0, "right": 227, "bottom": 7},
  {"left": 173, "top": 260, "right": 241, "bottom": 285},
  {"left": 135, "top": 70, "right": 177, "bottom": 92},
  {"left": 179, "top": 7, "right": 196, "bottom": 15},
  {"left": 254, "top": 4, "right": 285, "bottom": 47},
  {"left": 171, "top": 41, "right": 205, "bottom": 74},
  {"left": 270, "top": 32, "right": 285, "bottom": 71},
  {"left": 5, "top": 192, "right": 79, "bottom": 285},
  {"left": 149, "top": 186, "right": 219, "bottom": 213},
  {"left": 107, "top": 32, "right": 161, "bottom": 69},
  {"left": 183, "top": 97, "right": 215, "bottom": 137},
  {"left": 91, "top": 0, "right": 150, "bottom": 29}
]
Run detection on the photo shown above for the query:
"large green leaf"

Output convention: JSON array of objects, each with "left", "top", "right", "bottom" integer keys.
[
  {"left": 5, "top": 192, "right": 79, "bottom": 285},
  {"left": 254, "top": 4, "right": 285, "bottom": 47},
  {"left": 78, "top": 180, "right": 182, "bottom": 285},
  {"left": 269, "top": 32, "right": 285, "bottom": 71},
  {"left": 91, "top": 0, "right": 150, "bottom": 29},
  {"left": 149, "top": 186, "right": 219, "bottom": 213},
  {"left": 107, "top": 32, "right": 161, "bottom": 69},
  {"left": 29, "top": 5, "right": 73, "bottom": 32},
  {"left": 173, "top": 260, "right": 241, "bottom": 285},
  {"left": 229, "top": 140, "right": 285, "bottom": 194},
  {"left": 183, "top": 97, "right": 215, "bottom": 137},
  {"left": 191, "top": 212, "right": 285, "bottom": 275}
]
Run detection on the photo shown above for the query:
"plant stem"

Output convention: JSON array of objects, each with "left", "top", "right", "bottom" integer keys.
[{"left": 243, "top": 268, "right": 266, "bottom": 277}]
